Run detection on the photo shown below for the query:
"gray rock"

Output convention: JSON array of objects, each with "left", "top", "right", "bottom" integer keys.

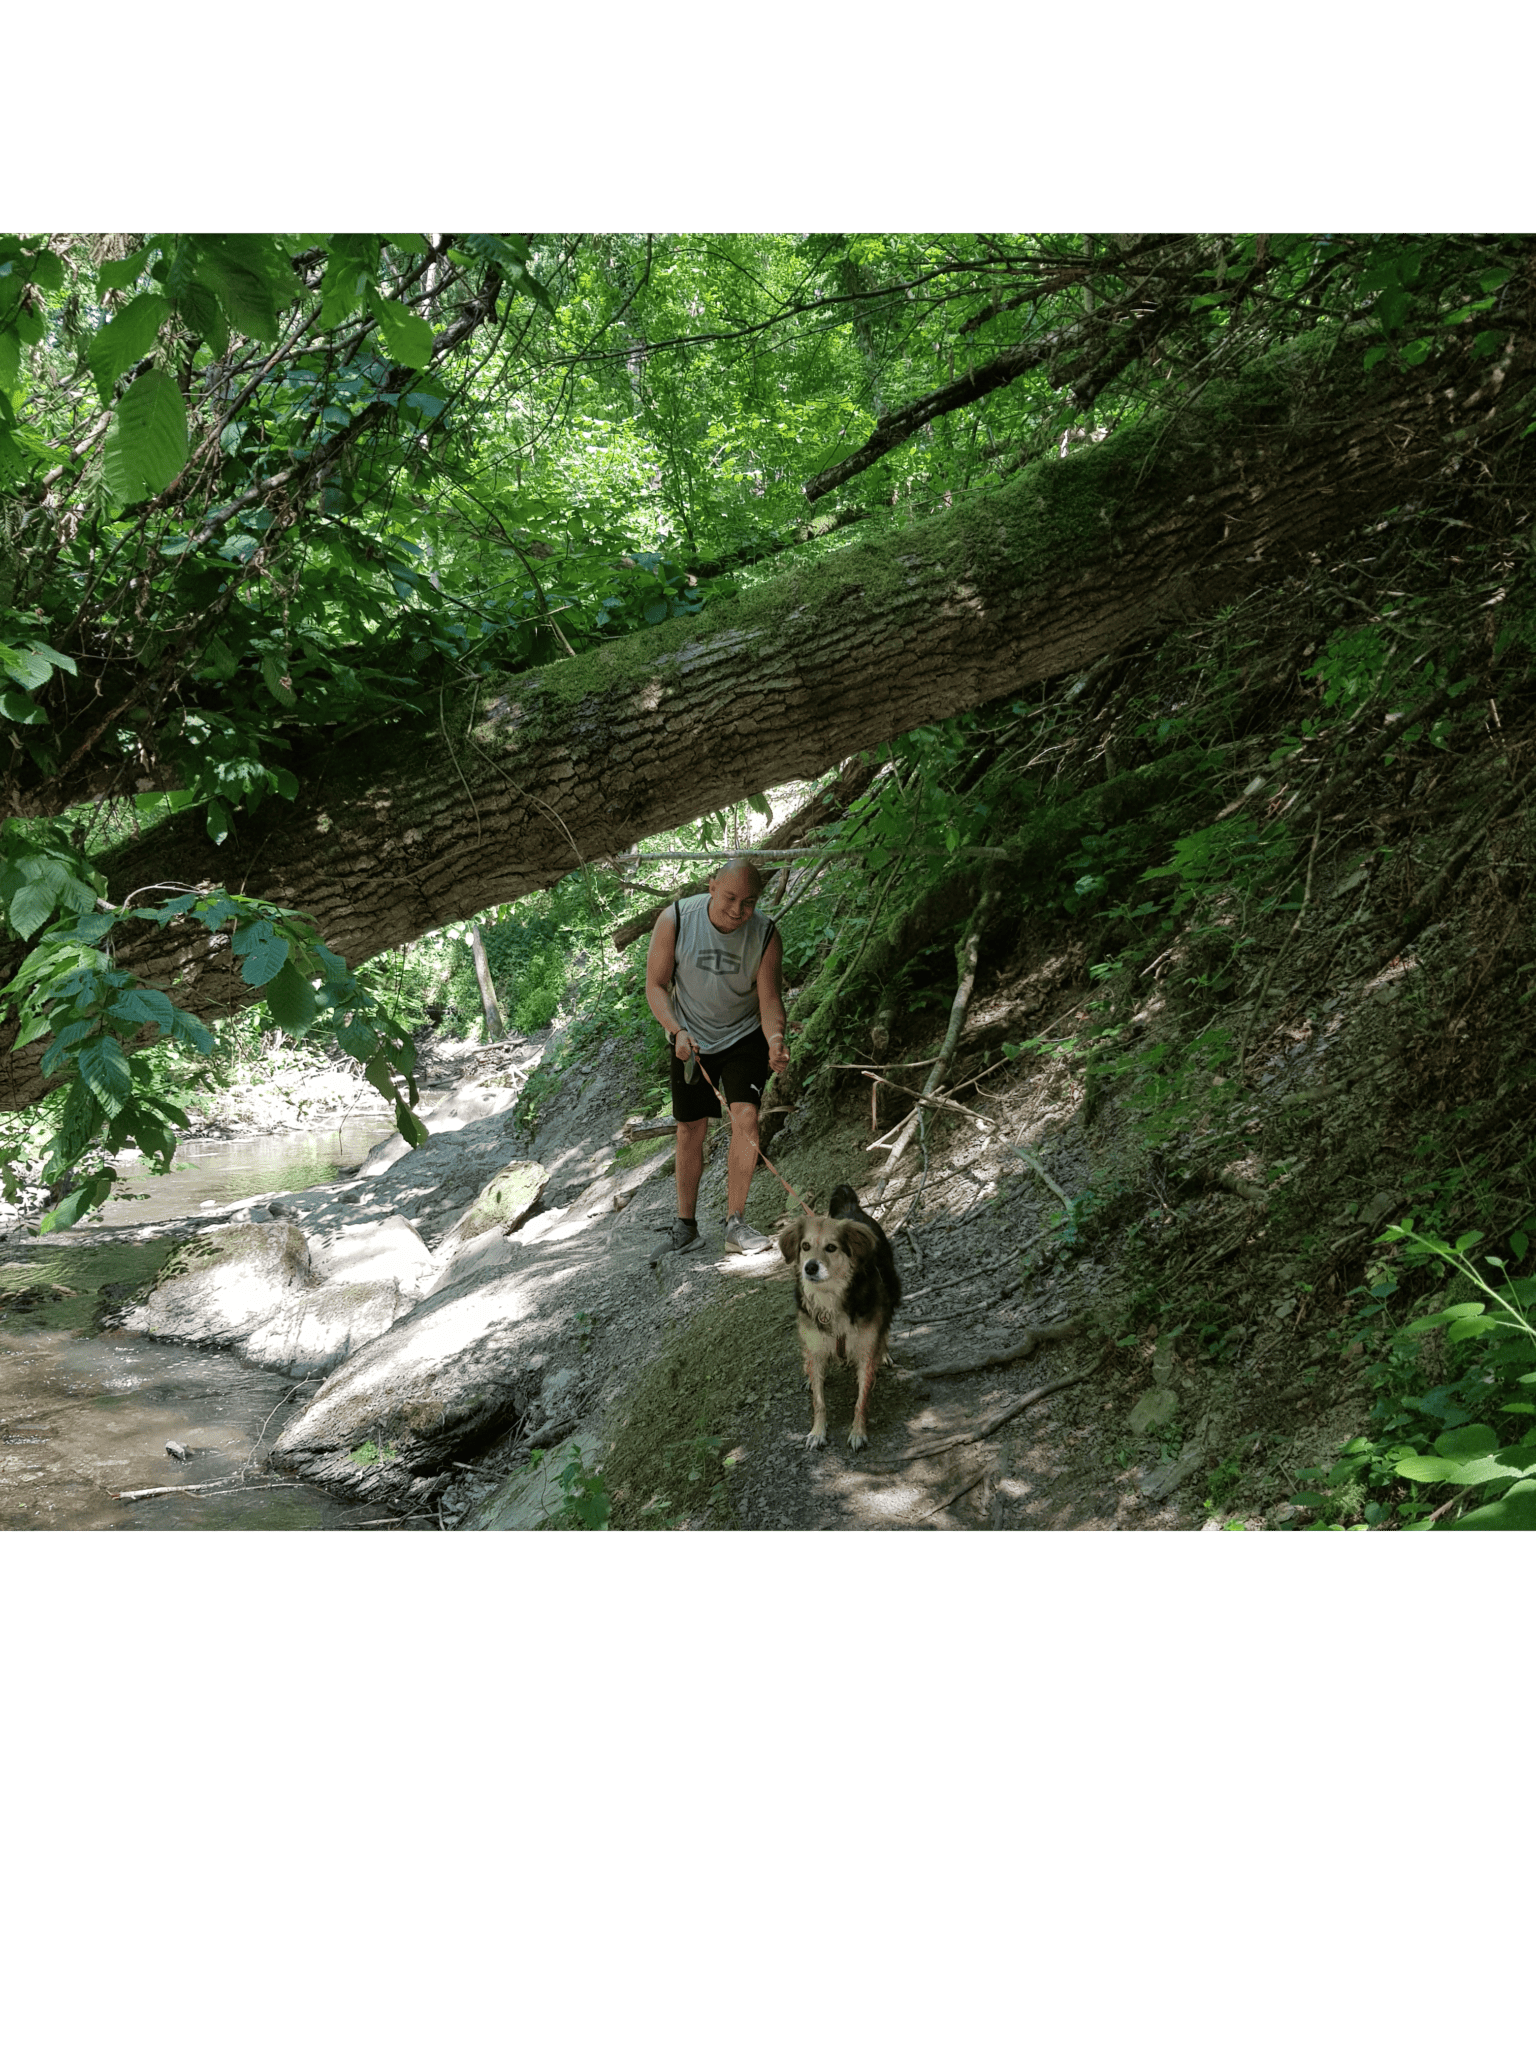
[
  {"left": 271, "top": 1264, "right": 566, "bottom": 1484},
  {"left": 309, "top": 1213, "right": 434, "bottom": 1295},
  {"left": 1139, "top": 1442, "right": 1205, "bottom": 1500},
  {"left": 422, "top": 1230, "right": 516, "bottom": 1301},
  {"left": 121, "top": 1222, "right": 313, "bottom": 1347},
  {"left": 1128, "top": 1386, "right": 1179, "bottom": 1435},
  {"left": 435, "top": 1159, "right": 550, "bottom": 1254},
  {"left": 237, "top": 1278, "right": 403, "bottom": 1374},
  {"left": 460, "top": 1431, "right": 602, "bottom": 1530}
]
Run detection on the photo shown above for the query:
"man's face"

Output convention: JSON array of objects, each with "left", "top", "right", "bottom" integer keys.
[{"left": 707, "top": 872, "right": 759, "bottom": 930}]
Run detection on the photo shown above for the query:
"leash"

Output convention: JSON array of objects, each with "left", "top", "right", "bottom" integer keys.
[{"left": 691, "top": 1047, "right": 813, "bottom": 1218}]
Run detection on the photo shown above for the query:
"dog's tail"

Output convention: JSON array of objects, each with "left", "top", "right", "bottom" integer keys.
[{"left": 828, "top": 1182, "right": 864, "bottom": 1221}]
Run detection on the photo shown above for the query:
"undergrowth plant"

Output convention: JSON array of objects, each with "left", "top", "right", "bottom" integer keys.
[{"left": 1291, "top": 1219, "right": 1536, "bottom": 1530}]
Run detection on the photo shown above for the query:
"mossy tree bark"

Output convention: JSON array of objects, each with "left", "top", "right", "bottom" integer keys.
[{"left": 2, "top": 327, "right": 1528, "bottom": 1111}]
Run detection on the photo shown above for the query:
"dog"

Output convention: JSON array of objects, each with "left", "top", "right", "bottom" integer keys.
[{"left": 777, "top": 1184, "right": 901, "bottom": 1452}]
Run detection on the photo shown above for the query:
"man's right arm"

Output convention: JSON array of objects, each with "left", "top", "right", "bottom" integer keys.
[{"left": 644, "top": 906, "right": 691, "bottom": 1054}]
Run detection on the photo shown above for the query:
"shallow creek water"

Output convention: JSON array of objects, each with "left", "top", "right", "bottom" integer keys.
[{"left": 0, "top": 1118, "right": 412, "bottom": 1533}]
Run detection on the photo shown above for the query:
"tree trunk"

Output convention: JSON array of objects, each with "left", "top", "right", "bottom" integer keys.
[
  {"left": 2, "top": 325, "right": 1528, "bottom": 1112},
  {"left": 468, "top": 925, "right": 506, "bottom": 1041}
]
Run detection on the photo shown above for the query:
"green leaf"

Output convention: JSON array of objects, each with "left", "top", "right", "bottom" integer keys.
[
  {"left": 192, "top": 235, "right": 294, "bottom": 344},
  {"left": 89, "top": 293, "right": 171, "bottom": 404},
  {"left": 0, "top": 324, "right": 20, "bottom": 390},
  {"left": 394, "top": 1098, "right": 426, "bottom": 1146},
  {"left": 97, "top": 248, "right": 152, "bottom": 297},
  {"left": 169, "top": 1006, "right": 215, "bottom": 1055},
  {"left": 39, "top": 1170, "right": 115, "bottom": 1234},
  {"left": 27, "top": 641, "right": 76, "bottom": 678},
  {"left": 233, "top": 920, "right": 290, "bottom": 987},
  {"left": 0, "top": 688, "right": 48, "bottom": 725},
  {"left": 8, "top": 876, "right": 61, "bottom": 938},
  {"left": 107, "top": 988, "right": 177, "bottom": 1032},
  {"left": 38, "top": 1016, "right": 101, "bottom": 1075},
  {"left": 368, "top": 288, "right": 434, "bottom": 370},
  {"left": 173, "top": 277, "right": 229, "bottom": 357},
  {"left": 261, "top": 958, "right": 318, "bottom": 1033},
  {"left": 77, "top": 1033, "right": 133, "bottom": 1113},
  {"left": 1396, "top": 1433, "right": 1536, "bottom": 1489},
  {"left": 1, "top": 644, "right": 51, "bottom": 690},
  {"left": 1442, "top": 1478, "right": 1536, "bottom": 1530},
  {"left": 1435, "top": 1424, "right": 1499, "bottom": 1460},
  {"left": 103, "top": 369, "right": 188, "bottom": 503},
  {"left": 260, "top": 653, "right": 296, "bottom": 706}
]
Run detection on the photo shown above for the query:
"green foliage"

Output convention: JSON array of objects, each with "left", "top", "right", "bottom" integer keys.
[
  {"left": 1291, "top": 1220, "right": 1536, "bottom": 1529},
  {"left": 529, "top": 1442, "right": 611, "bottom": 1530},
  {"left": 0, "top": 857, "right": 423, "bottom": 1229}
]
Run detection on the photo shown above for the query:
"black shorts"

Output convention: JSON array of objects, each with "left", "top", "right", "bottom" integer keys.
[{"left": 670, "top": 1027, "right": 772, "bottom": 1122}]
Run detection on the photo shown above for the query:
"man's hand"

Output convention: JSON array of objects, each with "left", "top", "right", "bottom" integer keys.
[
  {"left": 673, "top": 1030, "right": 696, "bottom": 1064},
  {"left": 768, "top": 1034, "right": 790, "bottom": 1075}
]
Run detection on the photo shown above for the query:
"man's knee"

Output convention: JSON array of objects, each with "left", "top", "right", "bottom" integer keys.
[
  {"left": 676, "top": 1117, "right": 708, "bottom": 1149},
  {"left": 728, "top": 1101, "right": 759, "bottom": 1141}
]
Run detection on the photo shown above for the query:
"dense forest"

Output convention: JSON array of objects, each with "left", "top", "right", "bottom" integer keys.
[{"left": 5, "top": 230, "right": 1536, "bottom": 1528}]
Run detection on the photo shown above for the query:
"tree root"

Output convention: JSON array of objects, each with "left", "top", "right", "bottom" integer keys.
[
  {"left": 870, "top": 1360, "right": 1098, "bottom": 1468},
  {"left": 913, "top": 1316, "right": 1084, "bottom": 1378}
]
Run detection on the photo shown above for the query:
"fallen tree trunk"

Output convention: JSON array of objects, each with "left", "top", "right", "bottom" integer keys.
[
  {"left": 3, "top": 323, "right": 1529, "bottom": 1111},
  {"left": 605, "top": 754, "right": 881, "bottom": 952}
]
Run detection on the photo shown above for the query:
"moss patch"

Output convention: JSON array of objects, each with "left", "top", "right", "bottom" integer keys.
[
  {"left": 602, "top": 1282, "right": 798, "bottom": 1527},
  {"left": 612, "top": 1133, "right": 672, "bottom": 1172}
]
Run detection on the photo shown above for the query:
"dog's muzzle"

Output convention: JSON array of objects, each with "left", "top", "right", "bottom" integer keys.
[{"left": 802, "top": 1259, "right": 829, "bottom": 1282}]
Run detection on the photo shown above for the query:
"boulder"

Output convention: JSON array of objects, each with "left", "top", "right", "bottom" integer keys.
[
  {"left": 436, "top": 1159, "right": 549, "bottom": 1252},
  {"left": 353, "top": 1075, "right": 522, "bottom": 1178},
  {"left": 309, "top": 1213, "right": 435, "bottom": 1295},
  {"left": 271, "top": 1265, "right": 561, "bottom": 1484},
  {"left": 120, "top": 1222, "right": 312, "bottom": 1347},
  {"left": 237, "top": 1278, "right": 404, "bottom": 1377}
]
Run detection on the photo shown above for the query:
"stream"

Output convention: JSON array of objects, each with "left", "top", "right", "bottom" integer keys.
[{"left": 0, "top": 1116, "right": 413, "bottom": 1532}]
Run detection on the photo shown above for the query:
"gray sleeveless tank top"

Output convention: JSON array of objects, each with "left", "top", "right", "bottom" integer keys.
[{"left": 670, "top": 894, "right": 776, "bottom": 1054}]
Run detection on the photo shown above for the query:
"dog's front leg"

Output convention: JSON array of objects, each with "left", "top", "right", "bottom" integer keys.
[
  {"left": 848, "top": 1340, "right": 881, "bottom": 1451},
  {"left": 803, "top": 1344, "right": 828, "bottom": 1449}
]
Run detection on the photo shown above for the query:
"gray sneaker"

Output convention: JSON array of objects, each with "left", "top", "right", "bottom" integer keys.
[
  {"left": 652, "top": 1217, "right": 702, "bottom": 1257},
  {"left": 724, "top": 1213, "right": 776, "bottom": 1255}
]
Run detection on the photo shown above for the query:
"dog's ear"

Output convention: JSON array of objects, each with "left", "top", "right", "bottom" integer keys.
[
  {"left": 777, "top": 1219, "right": 803, "bottom": 1266},
  {"left": 839, "top": 1220, "right": 877, "bottom": 1262}
]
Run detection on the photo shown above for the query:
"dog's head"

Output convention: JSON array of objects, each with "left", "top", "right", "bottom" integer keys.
[{"left": 778, "top": 1212, "right": 878, "bottom": 1287}]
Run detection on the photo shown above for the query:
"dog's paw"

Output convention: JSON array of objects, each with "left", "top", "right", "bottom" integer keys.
[
  {"left": 847, "top": 1423, "right": 868, "bottom": 1452},
  {"left": 805, "top": 1427, "right": 827, "bottom": 1451}
]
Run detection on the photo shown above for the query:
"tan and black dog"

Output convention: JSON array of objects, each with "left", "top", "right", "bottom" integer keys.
[{"left": 778, "top": 1184, "right": 901, "bottom": 1451}]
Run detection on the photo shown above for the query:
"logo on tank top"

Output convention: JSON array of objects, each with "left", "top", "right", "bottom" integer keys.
[{"left": 695, "top": 948, "right": 739, "bottom": 974}]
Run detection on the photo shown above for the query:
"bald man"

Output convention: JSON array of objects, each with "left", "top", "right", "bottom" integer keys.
[{"left": 644, "top": 860, "right": 791, "bottom": 1254}]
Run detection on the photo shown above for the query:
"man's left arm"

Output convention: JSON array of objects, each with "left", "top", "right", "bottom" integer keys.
[{"left": 757, "top": 930, "right": 790, "bottom": 1074}]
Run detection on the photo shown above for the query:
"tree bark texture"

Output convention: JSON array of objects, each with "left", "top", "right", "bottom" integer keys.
[{"left": 3, "top": 325, "right": 1530, "bottom": 1112}]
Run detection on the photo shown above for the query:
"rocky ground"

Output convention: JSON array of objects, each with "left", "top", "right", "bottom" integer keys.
[
  {"left": 30, "top": 965, "right": 1262, "bottom": 1531},
  {"left": 8, "top": 885, "right": 1439, "bottom": 1534}
]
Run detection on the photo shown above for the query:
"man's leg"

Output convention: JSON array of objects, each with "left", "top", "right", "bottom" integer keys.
[
  {"left": 723, "top": 1101, "right": 775, "bottom": 1253},
  {"left": 675, "top": 1118, "right": 707, "bottom": 1219},
  {"left": 725, "top": 1100, "right": 760, "bottom": 1217}
]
